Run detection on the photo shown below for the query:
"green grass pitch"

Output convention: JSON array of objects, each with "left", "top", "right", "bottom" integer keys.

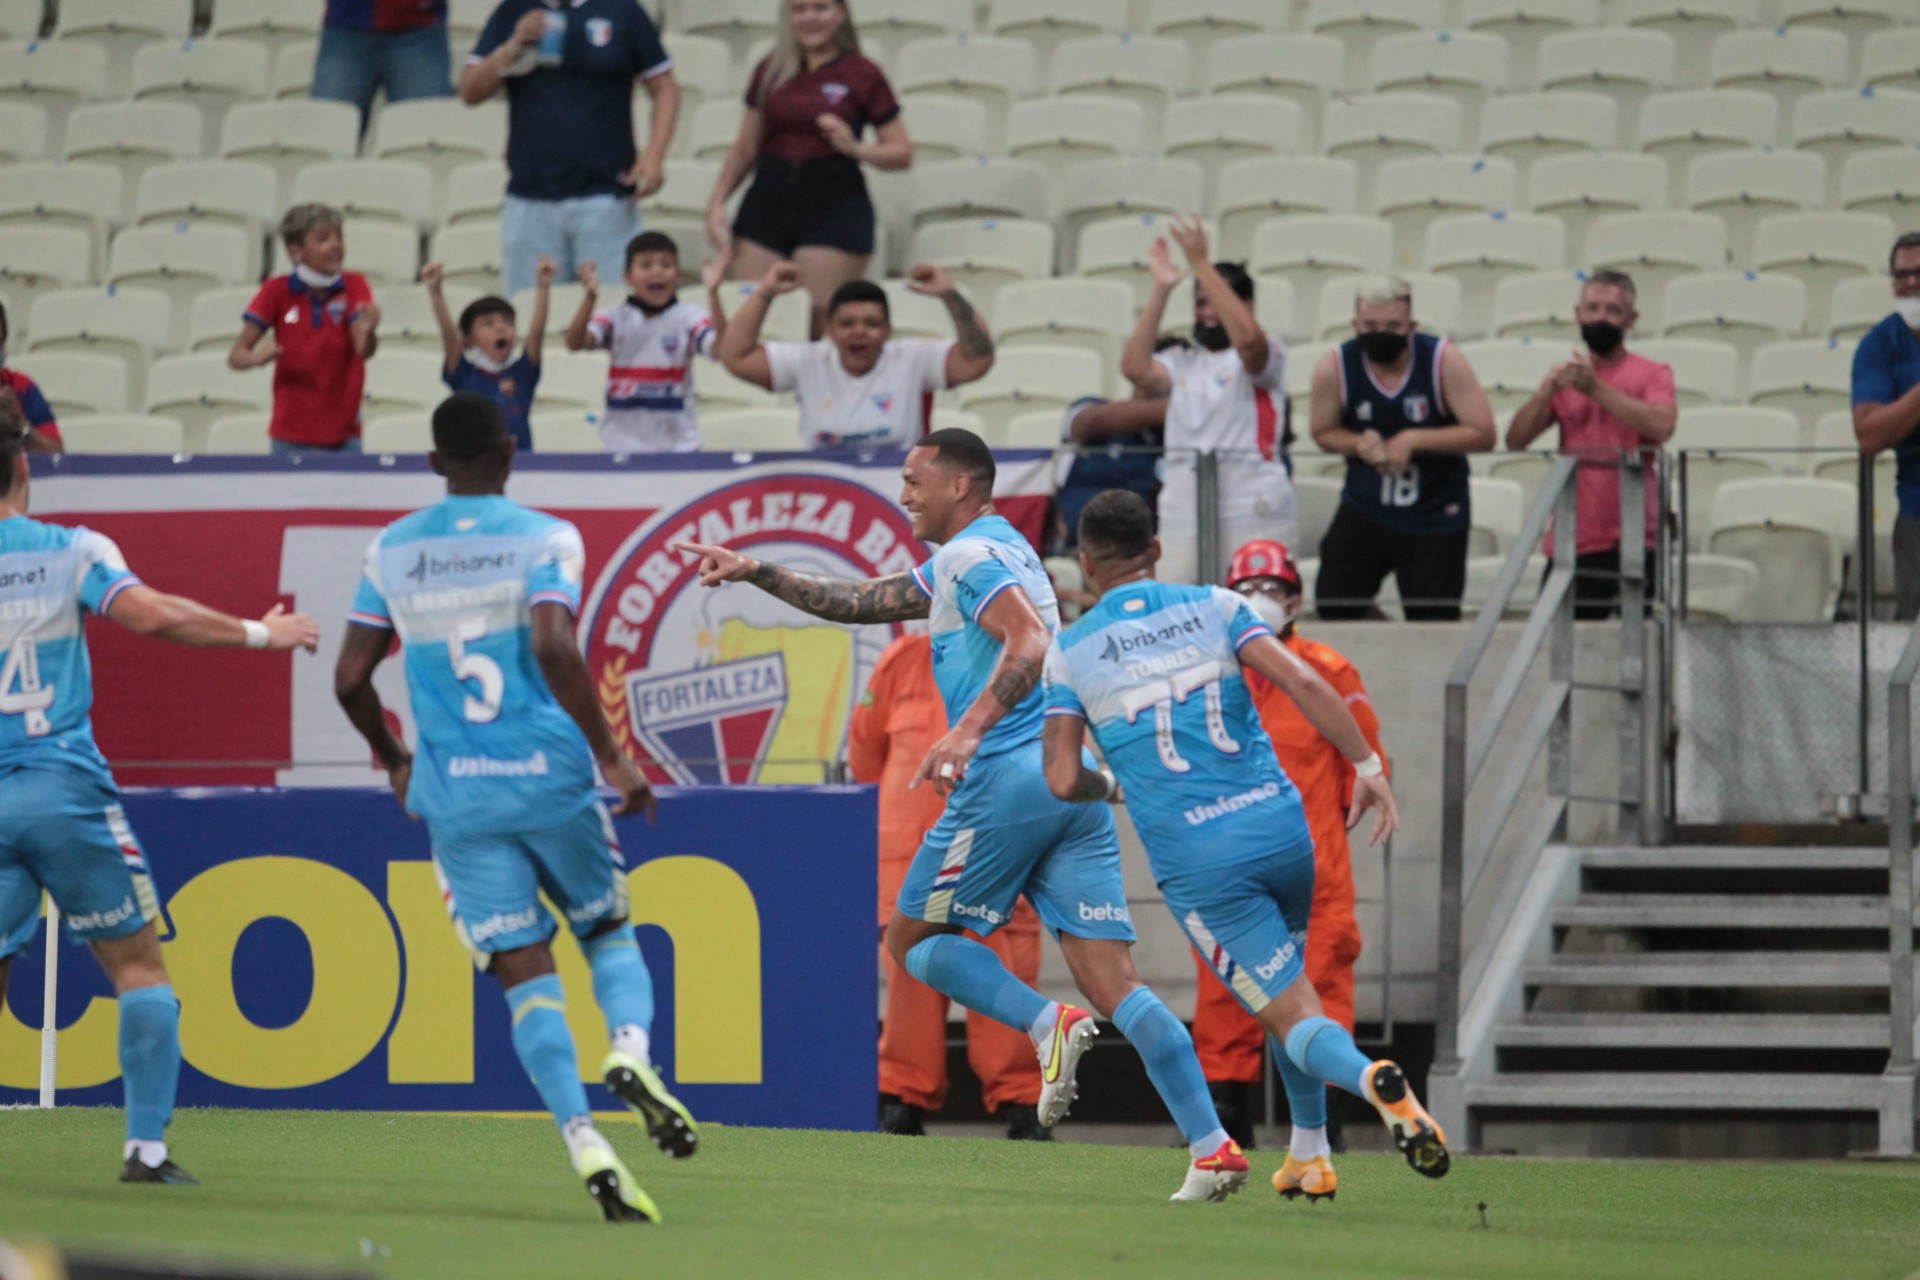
[{"left": 4, "top": 1109, "right": 1920, "bottom": 1280}]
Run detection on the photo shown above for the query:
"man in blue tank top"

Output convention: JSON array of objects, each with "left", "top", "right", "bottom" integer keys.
[
  {"left": 1310, "top": 276, "right": 1495, "bottom": 621},
  {"left": 678, "top": 429, "right": 1257, "bottom": 1202}
]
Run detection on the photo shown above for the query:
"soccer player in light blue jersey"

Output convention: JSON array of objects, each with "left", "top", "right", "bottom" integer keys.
[
  {"left": 1041, "top": 489, "right": 1450, "bottom": 1192},
  {"left": 333, "top": 393, "right": 695, "bottom": 1224},
  {"left": 0, "top": 393, "right": 321, "bottom": 1186},
  {"left": 678, "top": 428, "right": 1254, "bottom": 1202}
]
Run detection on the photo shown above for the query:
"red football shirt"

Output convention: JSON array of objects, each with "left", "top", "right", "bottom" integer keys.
[
  {"left": 244, "top": 273, "right": 373, "bottom": 447},
  {"left": 746, "top": 52, "right": 899, "bottom": 163}
]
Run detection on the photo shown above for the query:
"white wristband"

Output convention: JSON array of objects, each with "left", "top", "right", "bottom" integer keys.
[
  {"left": 242, "top": 619, "right": 269, "bottom": 649},
  {"left": 1096, "top": 766, "right": 1118, "bottom": 801},
  {"left": 1353, "top": 752, "right": 1384, "bottom": 780}
]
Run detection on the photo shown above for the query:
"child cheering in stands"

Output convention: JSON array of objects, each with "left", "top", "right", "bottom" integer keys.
[{"left": 422, "top": 256, "right": 552, "bottom": 450}]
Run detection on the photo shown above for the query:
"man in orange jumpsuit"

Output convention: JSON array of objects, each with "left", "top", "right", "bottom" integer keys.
[
  {"left": 1190, "top": 540, "right": 1387, "bottom": 1150},
  {"left": 848, "top": 631, "right": 1050, "bottom": 1140}
]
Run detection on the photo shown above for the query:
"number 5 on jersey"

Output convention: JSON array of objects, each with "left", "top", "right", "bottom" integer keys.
[{"left": 449, "top": 617, "right": 504, "bottom": 722}]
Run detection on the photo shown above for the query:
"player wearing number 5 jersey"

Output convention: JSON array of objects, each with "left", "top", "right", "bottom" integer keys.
[
  {"left": 1310, "top": 275, "right": 1494, "bottom": 622},
  {"left": 0, "top": 392, "right": 321, "bottom": 1186},
  {"left": 333, "top": 393, "right": 695, "bottom": 1225},
  {"left": 1042, "top": 489, "right": 1451, "bottom": 1197}
]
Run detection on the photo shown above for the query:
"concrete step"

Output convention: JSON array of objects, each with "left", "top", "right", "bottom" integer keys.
[
  {"left": 1464, "top": 1072, "right": 1885, "bottom": 1111},
  {"left": 1575, "top": 846, "right": 1888, "bottom": 871},
  {"left": 1554, "top": 893, "right": 1905, "bottom": 930},
  {"left": 1525, "top": 951, "right": 1893, "bottom": 988},
  {"left": 1496, "top": 1012, "right": 1891, "bottom": 1050}
]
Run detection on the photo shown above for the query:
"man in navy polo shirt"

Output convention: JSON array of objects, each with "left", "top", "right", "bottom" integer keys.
[
  {"left": 461, "top": 0, "right": 681, "bottom": 297},
  {"left": 1853, "top": 231, "right": 1920, "bottom": 618}
]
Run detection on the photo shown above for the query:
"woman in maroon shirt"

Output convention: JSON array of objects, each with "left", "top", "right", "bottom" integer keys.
[{"left": 706, "top": 0, "right": 913, "bottom": 337}]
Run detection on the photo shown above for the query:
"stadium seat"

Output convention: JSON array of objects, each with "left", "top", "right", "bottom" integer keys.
[
  {"left": 62, "top": 102, "right": 201, "bottom": 206},
  {"left": 374, "top": 282, "right": 480, "bottom": 353},
  {"left": 1458, "top": 339, "right": 1562, "bottom": 416},
  {"left": 906, "top": 159, "right": 1049, "bottom": 231},
  {"left": 372, "top": 99, "right": 508, "bottom": 194},
  {"left": 702, "top": 408, "right": 801, "bottom": 453},
  {"left": 220, "top": 99, "right": 361, "bottom": 208},
  {"left": 875, "top": 278, "right": 956, "bottom": 341},
  {"left": 1057, "top": 158, "right": 1203, "bottom": 268},
  {"left": 207, "top": 0, "right": 322, "bottom": 60},
  {"left": 0, "top": 99, "right": 45, "bottom": 162},
  {"left": 670, "top": 0, "right": 780, "bottom": 66},
  {"left": 1618, "top": 0, "right": 1761, "bottom": 90},
  {"left": 528, "top": 409, "right": 606, "bottom": 453},
  {"left": 1422, "top": 211, "right": 1568, "bottom": 338},
  {"left": 1707, "top": 25, "right": 1848, "bottom": 127},
  {"left": 269, "top": 39, "right": 317, "bottom": 100},
  {"left": 1048, "top": 35, "right": 1190, "bottom": 124},
  {"left": 1467, "top": 475, "right": 1525, "bottom": 557},
  {"left": 955, "top": 345, "right": 1105, "bottom": 432},
  {"left": 697, "top": 364, "right": 782, "bottom": 412},
  {"left": 1149, "top": 0, "right": 1285, "bottom": 64},
  {"left": 1216, "top": 157, "right": 1361, "bottom": 262},
  {"left": 850, "top": 0, "right": 964, "bottom": 68},
  {"left": 1635, "top": 338, "right": 1741, "bottom": 406},
  {"left": 0, "top": 40, "right": 104, "bottom": 134},
  {"left": 51, "top": 0, "right": 190, "bottom": 94},
  {"left": 1488, "top": 270, "right": 1588, "bottom": 342},
  {"left": 362, "top": 351, "right": 445, "bottom": 417},
  {"left": 1316, "top": 271, "right": 1463, "bottom": 341},
  {"left": 894, "top": 36, "right": 1039, "bottom": 148},
  {"left": 1320, "top": 93, "right": 1462, "bottom": 206},
  {"left": 1858, "top": 27, "right": 1920, "bottom": 96},
  {"left": 993, "top": 277, "right": 1136, "bottom": 375},
  {"left": 1249, "top": 215, "right": 1393, "bottom": 323},
  {"left": 891, "top": 93, "right": 988, "bottom": 165},
  {"left": 958, "top": 407, "right": 1036, "bottom": 449},
  {"left": 201, "top": 411, "right": 271, "bottom": 454},
  {"left": 908, "top": 218, "right": 1053, "bottom": 310},
  {"left": 1681, "top": 553, "right": 1762, "bottom": 622},
  {"left": 26, "top": 286, "right": 171, "bottom": 404},
  {"left": 0, "top": 225, "right": 92, "bottom": 318},
  {"left": 1684, "top": 149, "right": 1827, "bottom": 269},
  {"left": 1283, "top": 340, "right": 1336, "bottom": 422},
  {"left": 508, "top": 282, "right": 589, "bottom": 341},
  {"left": 1291, "top": 474, "right": 1343, "bottom": 559},
  {"left": 1478, "top": 91, "right": 1620, "bottom": 174},
  {"left": 655, "top": 34, "right": 727, "bottom": 121},
  {"left": 1751, "top": 211, "right": 1896, "bottom": 335},
  {"left": 1373, "top": 154, "right": 1519, "bottom": 272},
  {"left": 1779, "top": 0, "right": 1905, "bottom": 47},
  {"left": 430, "top": 221, "right": 503, "bottom": 294},
  {"left": 1006, "top": 96, "right": 1147, "bottom": 205},
  {"left": 106, "top": 222, "right": 255, "bottom": 347},
  {"left": 1838, "top": 145, "right": 1920, "bottom": 235},
  {"left": 1458, "top": 0, "right": 1597, "bottom": 89},
  {"left": 1203, "top": 34, "right": 1347, "bottom": 141},
  {"left": 1538, "top": 29, "right": 1677, "bottom": 127},
  {"left": 1676, "top": 404, "right": 1802, "bottom": 481},
  {"left": 271, "top": 219, "right": 420, "bottom": 288},
  {"left": 711, "top": 280, "right": 810, "bottom": 344},
  {"left": 444, "top": 161, "right": 507, "bottom": 227},
  {"left": 1077, "top": 212, "right": 1217, "bottom": 306},
  {"left": 129, "top": 38, "right": 270, "bottom": 156},
  {"left": 185, "top": 286, "right": 260, "bottom": 353},
  {"left": 22, "top": 350, "right": 128, "bottom": 415},
  {"left": 132, "top": 161, "right": 274, "bottom": 279},
  {"left": 1661, "top": 272, "right": 1808, "bottom": 363},
  {"left": 0, "top": 160, "right": 119, "bottom": 274},
  {"left": 294, "top": 161, "right": 435, "bottom": 235},
  {"left": 53, "top": 413, "right": 184, "bottom": 455},
  {"left": 1806, "top": 408, "right": 1866, "bottom": 479},
  {"left": 144, "top": 352, "right": 271, "bottom": 445},
  {"left": 533, "top": 353, "right": 611, "bottom": 412},
  {"left": 0, "top": 0, "right": 40, "bottom": 40},
  {"left": 1525, "top": 152, "right": 1669, "bottom": 265},
  {"left": 1303, "top": 0, "right": 1444, "bottom": 90},
  {"left": 1583, "top": 212, "right": 1729, "bottom": 333},
  {"left": 361, "top": 411, "right": 435, "bottom": 454},
  {"left": 1792, "top": 89, "right": 1920, "bottom": 206},
  {"left": 1161, "top": 95, "right": 1301, "bottom": 192},
  {"left": 1746, "top": 337, "right": 1856, "bottom": 433},
  {"left": 987, "top": 0, "right": 1127, "bottom": 65},
  {"left": 1366, "top": 30, "right": 1509, "bottom": 137},
  {"left": 1826, "top": 275, "right": 1892, "bottom": 342},
  {"left": 1706, "top": 475, "right": 1855, "bottom": 621},
  {"left": 685, "top": 99, "right": 740, "bottom": 162},
  {"left": 1637, "top": 90, "right": 1781, "bottom": 202},
  {"left": 1483, "top": 450, "right": 1554, "bottom": 513}
]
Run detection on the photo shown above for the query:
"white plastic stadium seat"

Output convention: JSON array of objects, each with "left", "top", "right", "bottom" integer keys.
[
  {"left": 444, "top": 161, "right": 507, "bottom": 226},
  {"left": 1675, "top": 405, "right": 1802, "bottom": 501},
  {"left": 894, "top": 36, "right": 1038, "bottom": 147},
  {"left": 430, "top": 221, "right": 504, "bottom": 294},
  {"left": 1661, "top": 273, "right": 1808, "bottom": 363},
  {"left": 21, "top": 350, "right": 128, "bottom": 415},
  {"left": 1006, "top": 96, "right": 1147, "bottom": 206},
  {"left": 1537, "top": 29, "right": 1676, "bottom": 126},
  {"left": 1467, "top": 476, "right": 1525, "bottom": 558},
  {"left": 1283, "top": 475, "right": 1340, "bottom": 560},
  {"left": 269, "top": 40, "right": 317, "bottom": 100},
  {"left": 1149, "top": 0, "right": 1284, "bottom": 64},
  {"left": 0, "top": 99, "right": 45, "bottom": 162},
  {"left": 906, "top": 159, "right": 1049, "bottom": 235},
  {"left": 1216, "top": 158, "right": 1360, "bottom": 262},
  {"left": 361, "top": 352, "right": 446, "bottom": 417},
  {"left": 1706, "top": 476, "right": 1855, "bottom": 621},
  {"left": 0, "top": 225, "right": 92, "bottom": 317},
  {"left": 1248, "top": 215, "right": 1393, "bottom": 323},
  {"left": 0, "top": 40, "right": 104, "bottom": 134},
  {"left": 1747, "top": 338, "right": 1856, "bottom": 434},
  {"left": 1751, "top": 212, "right": 1897, "bottom": 336},
  {"left": 372, "top": 99, "right": 508, "bottom": 193},
  {"left": 1320, "top": 93, "right": 1461, "bottom": 207},
  {"left": 1304, "top": 0, "right": 1444, "bottom": 90},
  {"left": 1792, "top": 89, "right": 1920, "bottom": 206},
  {"left": 1637, "top": 91, "right": 1780, "bottom": 202},
  {"left": 1316, "top": 272, "right": 1463, "bottom": 342},
  {"left": 675, "top": 0, "right": 779, "bottom": 66},
  {"left": 1459, "top": 0, "right": 1597, "bottom": 89},
  {"left": 220, "top": 99, "right": 361, "bottom": 207},
  {"left": 1366, "top": 30, "right": 1509, "bottom": 136},
  {"left": 185, "top": 287, "right": 262, "bottom": 353},
  {"left": 1482, "top": 451, "right": 1553, "bottom": 513},
  {"left": 1779, "top": 0, "right": 1906, "bottom": 47},
  {"left": 361, "top": 412, "right": 436, "bottom": 455},
  {"left": 0, "top": 160, "right": 119, "bottom": 273},
  {"left": 132, "top": 161, "right": 275, "bottom": 278},
  {"left": 1827, "top": 276, "right": 1894, "bottom": 343},
  {"left": 1161, "top": 95, "right": 1301, "bottom": 192},
  {"left": 1478, "top": 92, "right": 1620, "bottom": 173},
  {"left": 876, "top": 279, "right": 957, "bottom": 341},
  {"left": 54, "top": 413, "right": 184, "bottom": 455},
  {"left": 1582, "top": 212, "right": 1729, "bottom": 333},
  {"left": 993, "top": 277, "right": 1137, "bottom": 376},
  {"left": 1372, "top": 154, "right": 1518, "bottom": 272},
  {"left": 658, "top": 33, "right": 728, "bottom": 119},
  {"left": 61, "top": 102, "right": 201, "bottom": 206},
  {"left": 955, "top": 345, "right": 1105, "bottom": 433},
  {"left": 1048, "top": 35, "right": 1191, "bottom": 124},
  {"left": 710, "top": 280, "right": 809, "bottom": 343},
  {"left": 272, "top": 219, "right": 420, "bottom": 288},
  {"left": 375, "top": 283, "right": 480, "bottom": 354},
  {"left": 106, "top": 222, "right": 255, "bottom": 347},
  {"left": 1682, "top": 554, "right": 1762, "bottom": 622},
  {"left": 1839, "top": 147, "right": 1920, "bottom": 229},
  {"left": 851, "top": 0, "right": 964, "bottom": 68},
  {"left": 1708, "top": 24, "right": 1847, "bottom": 120},
  {"left": 1203, "top": 34, "right": 1346, "bottom": 141},
  {"left": 0, "top": 0, "right": 41, "bottom": 40},
  {"left": 207, "top": 0, "right": 322, "bottom": 60},
  {"left": 1858, "top": 27, "right": 1920, "bottom": 96},
  {"left": 533, "top": 354, "right": 611, "bottom": 413},
  {"left": 891, "top": 93, "right": 988, "bottom": 165},
  {"left": 294, "top": 161, "right": 435, "bottom": 234},
  {"left": 1457, "top": 339, "right": 1562, "bottom": 416},
  {"left": 1057, "top": 159, "right": 1203, "bottom": 268},
  {"left": 987, "top": 0, "right": 1127, "bottom": 65},
  {"left": 1617, "top": 0, "right": 1759, "bottom": 90},
  {"left": 1684, "top": 150, "right": 1827, "bottom": 270},
  {"left": 26, "top": 286, "right": 171, "bottom": 403},
  {"left": 1635, "top": 338, "right": 1740, "bottom": 406},
  {"left": 52, "top": 0, "right": 191, "bottom": 93},
  {"left": 529, "top": 409, "right": 608, "bottom": 453},
  {"left": 1525, "top": 153, "right": 1669, "bottom": 267},
  {"left": 129, "top": 38, "right": 270, "bottom": 155},
  {"left": 201, "top": 412, "right": 271, "bottom": 455},
  {"left": 684, "top": 99, "right": 741, "bottom": 162},
  {"left": 907, "top": 218, "right": 1054, "bottom": 311},
  {"left": 1488, "top": 271, "right": 1589, "bottom": 343},
  {"left": 701, "top": 408, "right": 801, "bottom": 453},
  {"left": 1421, "top": 212, "right": 1568, "bottom": 339}
]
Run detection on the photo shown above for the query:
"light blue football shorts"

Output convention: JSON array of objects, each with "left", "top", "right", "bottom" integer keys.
[
  {"left": 1161, "top": 839, "right": 1317, "bottom": 1016},
  {"left": 0, "top": 763, "right": 162, "bottom": 957}
]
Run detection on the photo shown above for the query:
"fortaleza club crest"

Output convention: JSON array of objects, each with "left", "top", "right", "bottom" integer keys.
[{"left": 583, "top": 474, "right": 924, "bottom": 786}]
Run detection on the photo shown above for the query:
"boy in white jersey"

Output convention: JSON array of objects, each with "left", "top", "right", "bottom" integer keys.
[
  {"left": 0, "top": 393, "right": 319, "bottom": 1185},
  {"left": 334, "top": 393, "right": 697, "bottom": 1223},
  {"left": 676, "top": 429, "right": 1254, "bottom": 1203},
  {"left": 565, "top": 232, "right": 723, "bottom": 453},
  {"left": 1042, "top": 488, "right": 1450, "bottom": 1195}
]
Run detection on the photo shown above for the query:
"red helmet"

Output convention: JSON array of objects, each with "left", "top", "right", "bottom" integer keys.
[{"left": 1227, "top": 539, "right": 1300, "bottom": 591}]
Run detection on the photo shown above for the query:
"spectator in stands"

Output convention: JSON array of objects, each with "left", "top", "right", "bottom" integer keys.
[
  {"left": 715, "top": 261, "right": 993, "bottom": 450},
  {"left": 230, "top": 205, "right": 380, "bottom": 455},
  {"left": 462, "top": 0, "right": 681, "bottom": 297},
  {"left": 1310, "top": 276, "right": 1495, "bottom": 621},
  {"left": 848, "top": 631, "right": 1050, "bottom": 1142},
  {"left": 312, "top": 0, "right": 453, "bottom": 130},
  {"left": 1507, "top": 270, "right": 1675, "bottom": 620},
  {"left": 1853, "top": 231, "right": 1920, "bottom": 620},
  {"left": 1056, "top": 339, "right": 1187, "bottom": 548},
  {"left": 1121, "top": 216, "right": 1292, "bottom": 585},
  {"left": 707, "top": 0, "right": 913, "bottom": 339},
  {"left": 423, "top": 256, "right": 552, "bottom": 451},
  {"left": 1189, "top": 539, "right": 1386, "bottom": 1158},
  {"left": 0, "top": 304, "right": 62, "bottom": 453},
  {"left": 564, "top": 232, "right": 726, "bottom": 453}
]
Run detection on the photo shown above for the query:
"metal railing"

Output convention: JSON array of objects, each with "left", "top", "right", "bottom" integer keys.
[{"left": 1881, "top": 622, "right": 1920, "bottom": 1155}]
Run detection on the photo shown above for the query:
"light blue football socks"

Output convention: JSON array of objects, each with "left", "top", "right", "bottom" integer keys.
[
  {"left": 584, "top": 926, "right": 655, "bottom": 1060},
  {"left": 505, "top": 974, "right": 591, "bottom": 1130},
  {"left": 1112, "top": 986, "right": 1229, "bottom": 1157},
  {"left": 1284, "top": 1014, "right": 1372, "bottom": 1097},
  {"left": 904, "top": 934, "right": 1050, "bottom": 1031},
  {"left": 118, "top": 984, "right": 181, "bottom": 1145}
]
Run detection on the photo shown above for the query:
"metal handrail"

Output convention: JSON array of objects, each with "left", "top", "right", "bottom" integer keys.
[{"left": 1883, "top": 619, "right": 1920, "bottom": 1155}]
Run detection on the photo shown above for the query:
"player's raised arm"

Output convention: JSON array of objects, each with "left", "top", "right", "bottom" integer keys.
[
  {"left": 107, "top": 587, "right": 318, "bottom": 652},
  {"left": 910, "top": 584, "right": 1047, "bottom": 796},
  {"left": 529, "top": 600, "right": 656, "bottom": 820},
  {"left": 1236, "top": 632, "right": 1400, "bottom": 846},
  {"left": 672, "top": 539, "right": 930, "bottom": 624}
]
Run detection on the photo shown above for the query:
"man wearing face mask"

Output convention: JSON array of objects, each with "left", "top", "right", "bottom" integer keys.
[
  {"left": 1311, "top": 277, "right": 1496, "bottom": 621},
  {"left": 1187, "top": 538, "right": 1386, "bottom": 1162},
  {"left": 1507, "top": 270, "right": 1675, "bottom": 620},
  {"left": 1852, "top": 232, "right": 1920, "bottom": 619},
  {"left": 1122, "top": 215, "right": 1294, "bottom": 585}
]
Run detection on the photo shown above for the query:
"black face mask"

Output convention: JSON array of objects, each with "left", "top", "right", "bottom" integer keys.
[
  {"left": 1193, "top": 322, "right": 1230, "bottom": 352},
  {"left": 1581, "top": 321, "right": 1625, "bottom": 356},
  {"left": 1357, "top": 330, "right": 1408, "bottom": 364}
]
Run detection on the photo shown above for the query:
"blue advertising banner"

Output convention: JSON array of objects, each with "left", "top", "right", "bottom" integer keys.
[{"left": 0, "top": 787, "right": 879, "bottom": 1131}]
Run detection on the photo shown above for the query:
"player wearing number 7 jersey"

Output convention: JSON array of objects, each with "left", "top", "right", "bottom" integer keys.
[
  {"left": 333, "top": 393, "right": 695, "bottom": 1225},
  {"left": 0, "top": 391, "right": 321, "bottom": 1186},
  {"left": 1042, "top": 489, "right": 1451, "bottom": 1195}
]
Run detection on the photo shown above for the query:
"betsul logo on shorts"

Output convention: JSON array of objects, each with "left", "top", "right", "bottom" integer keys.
[{"left": 584, "top": 474, "right": 924, "bottom": 785}]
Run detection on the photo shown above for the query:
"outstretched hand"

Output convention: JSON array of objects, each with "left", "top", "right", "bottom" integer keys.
[
  {"left": 1167, "top": 213, "right": 1209, "bottom": 266},
  {"left": 262, "top": 603, "right": 320, "bottom": 653},
  {"left": 672, "top": 540, "right": 759, "bottom": 586},
  {"left": 1346, "top": 774, "right": 1400, "bottom": 847}
]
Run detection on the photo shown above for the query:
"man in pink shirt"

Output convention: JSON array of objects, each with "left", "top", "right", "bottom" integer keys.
[{"left": 1506, "top": 270, "right": 1676, "bottom": 618}]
